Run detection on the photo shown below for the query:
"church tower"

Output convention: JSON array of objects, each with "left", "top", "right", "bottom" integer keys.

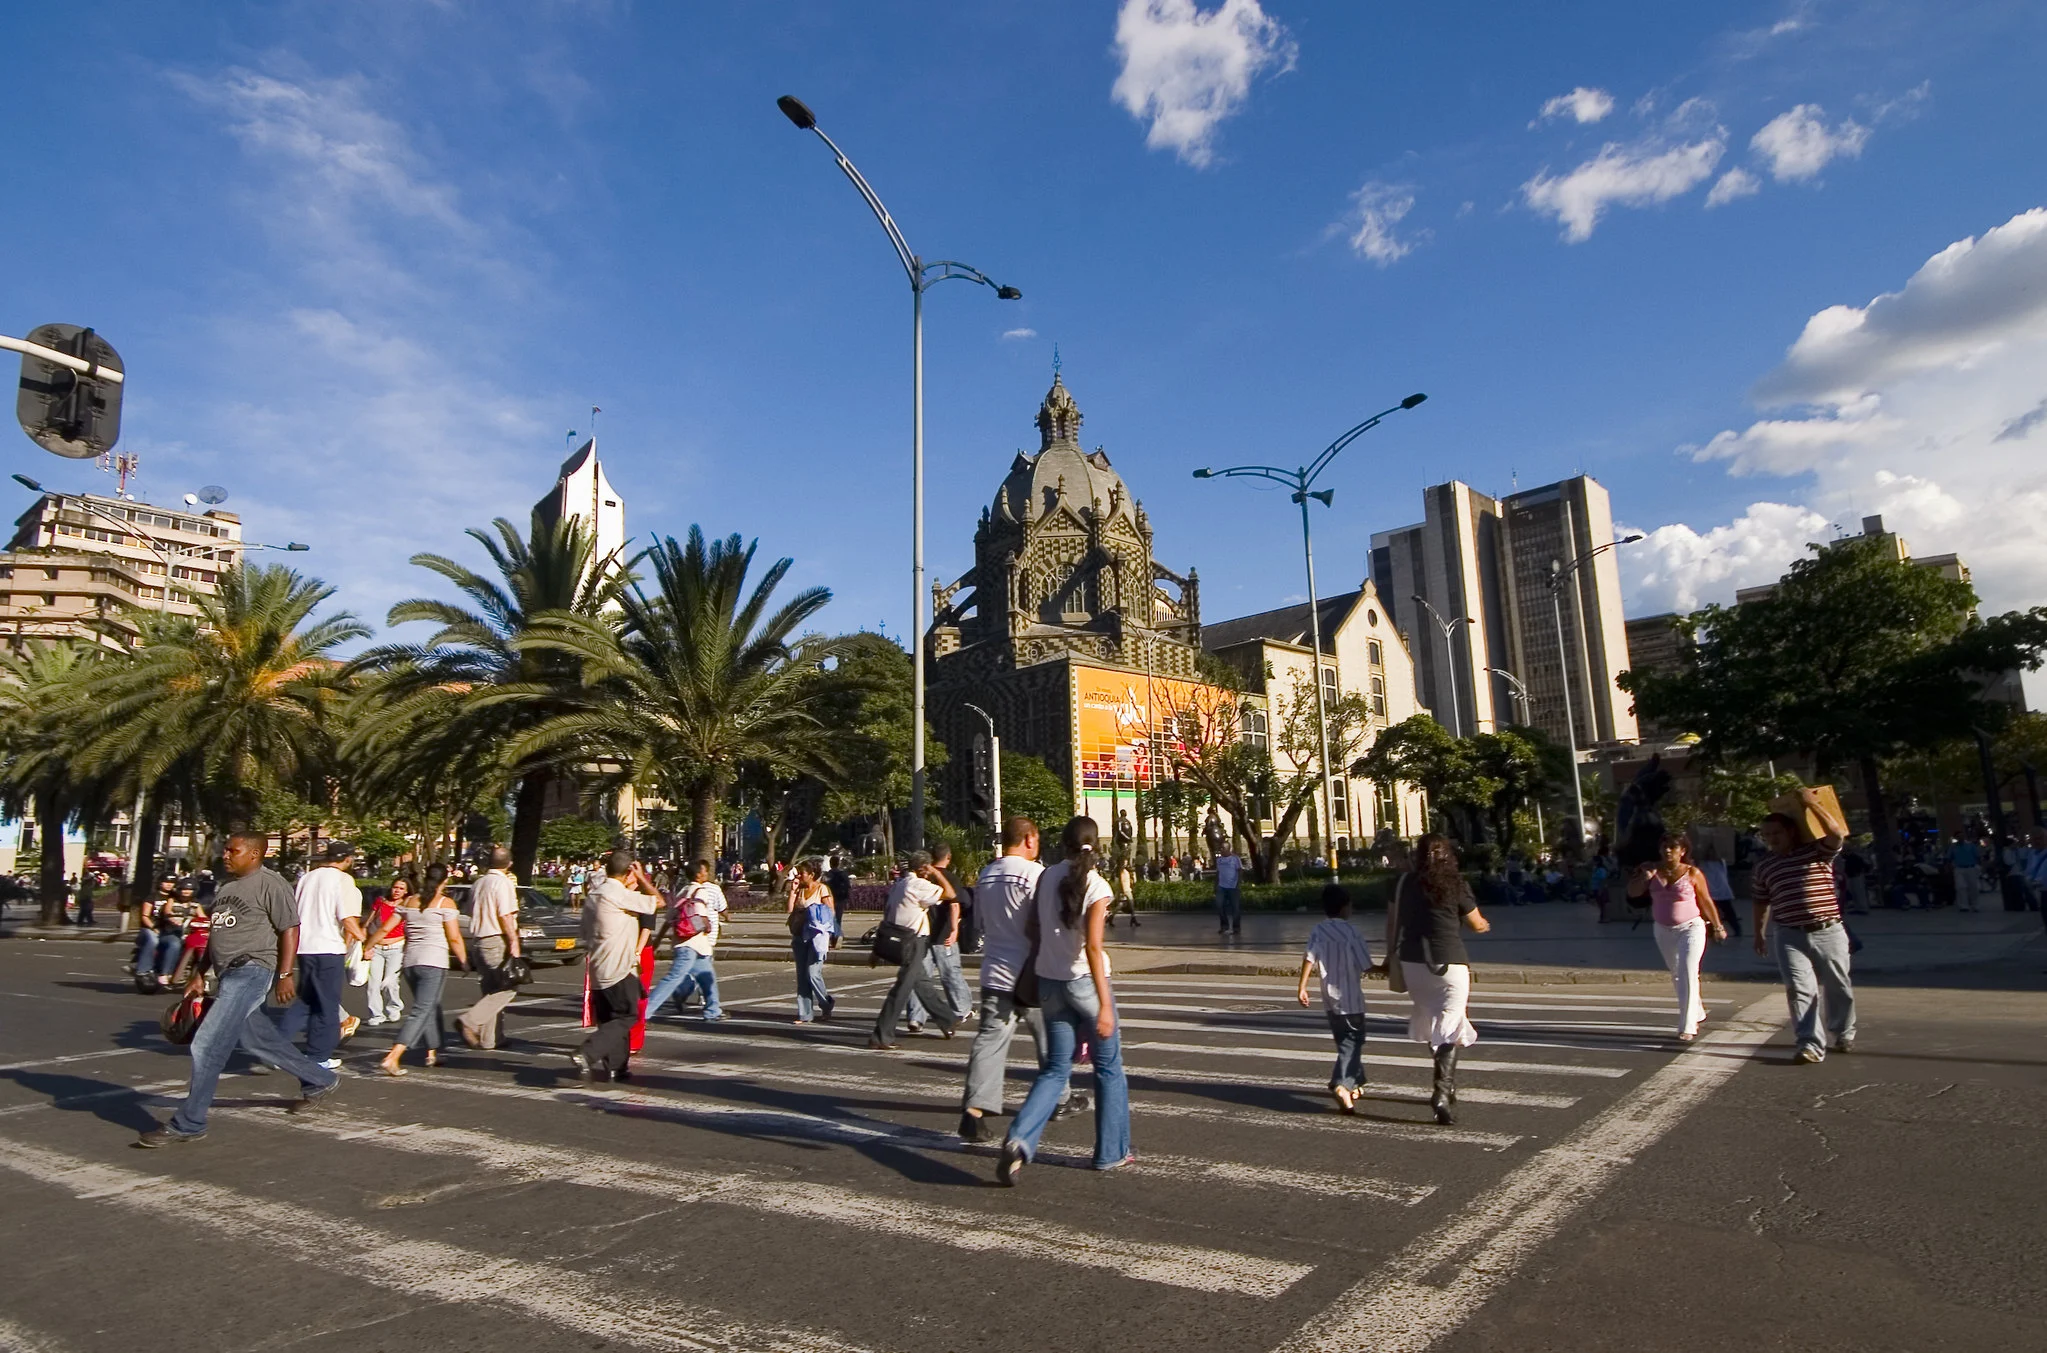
[{"left": 927, "top": 373, "right": 1204, "bottom": 811}]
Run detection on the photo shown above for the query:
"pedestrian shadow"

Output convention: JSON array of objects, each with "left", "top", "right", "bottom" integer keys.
[
  {"left": 55, "top": 977, "right": 147, "bottom": 998},
  {"left": 0, "top": 1069, "right": 173, "bottom": 1132}
]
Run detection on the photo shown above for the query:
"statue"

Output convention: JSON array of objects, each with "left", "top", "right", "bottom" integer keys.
[
  {"left": 1108, "top": 811, "right": 1140, "bottom": 929},
  {"left": 1615, "top": 753, "right": 1674, "bottom": 871},
  {"left": 1202, "top": 805, "right": 1226, "bottom": 860}
]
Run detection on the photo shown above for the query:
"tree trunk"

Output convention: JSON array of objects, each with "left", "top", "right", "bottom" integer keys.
[
  {"left": 130, "top": 802, "right": 163, "bottom": 926},
  {"left": 688, "top": 780, "right": 720, "bottom": 868},
  {"left": 35, "top": 787, "right": 68, "bottom": 926},
  {"left": 510, "top": 768, "right": 551, "bottom": 884},
  {"left": 1859, "top": 754, "right": 1896, "bottom": 888}
]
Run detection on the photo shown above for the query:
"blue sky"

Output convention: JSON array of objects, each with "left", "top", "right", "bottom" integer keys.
[{"left": 6, "top": 0, "right": 2046, "bottom": 649}]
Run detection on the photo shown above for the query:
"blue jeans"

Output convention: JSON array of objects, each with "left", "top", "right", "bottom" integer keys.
[
  {"left": 931, "top": 941, "right": 971, "bottom": 1019},
  {"left": 1773, "top": 922, "right": 1856, "bottom": 1056},
  {"left": 793, "top": 939, "right": 833, "bottom": 1021},
  {"left": 135, "top": 927, "right": 183, "bottom": 978},
  {"left": 393, "top": 966, "right": 447, "bottom": 1052},
  {"left": 169, "top": 962, "right": 337, "bottom": 1135},
  {"left": 1005, "top": 977, "right": 1131, "bottom": 1169},
  {"left": 647, "top": 948, "right": 721, "bottom": 1019},
  {"left": 1216, "top": 887, "right": 1242, "bottom": 930},
  {"left": 270, "top": 952, "right": 347, "bottom": 1061},
  {"left": 1327, "top": 1010, "right": 1366, "bottom": 1092}
]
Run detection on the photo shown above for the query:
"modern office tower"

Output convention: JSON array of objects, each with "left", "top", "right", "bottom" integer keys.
[
  {"left": 1497, "top": 475, "right": 1638, "bottom": 748},
  {"left": 1370, "top": 481, "right": 1510, "bottom": 738}
]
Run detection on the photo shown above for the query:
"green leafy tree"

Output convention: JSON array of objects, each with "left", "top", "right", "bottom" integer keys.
[
  {"left": 0, "top": 642, "right": 116, "bottom": 923},
  {"left": 1354, "top": 714, "right": 1490, "bottom": 842},
  {"left": 1465, "top": 728, "right": 1552, "bottom": 852},
  {"left": 538, "top": 815, "right": 618, "bottom": 863},
  {"left": 359, "top": 515, "right": 630, "bottom": 882},
  {"left": 813, "top": 632, "right": 943, "bottom": 859},
  {"left": 999, "top": 751, "right": 1073, "bottom": 835},
  {"left": 73, "top": 565, "right": 365, "bottom": 833},
  {"left": 512, "top": 527, "right": 837, "bottom": 866},
  {"left": 1621, "top": 536, "right": 2047, "bottom": 878}
]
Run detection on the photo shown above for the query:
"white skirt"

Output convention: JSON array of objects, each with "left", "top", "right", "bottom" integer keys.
[{"left": 1404, "top": 961, "right": 1478, "bottom": 1048}]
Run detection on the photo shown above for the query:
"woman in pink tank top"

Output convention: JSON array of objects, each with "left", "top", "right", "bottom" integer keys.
[{"left": 1627, "top": 834, "right": 1728, "bottom": 1040}]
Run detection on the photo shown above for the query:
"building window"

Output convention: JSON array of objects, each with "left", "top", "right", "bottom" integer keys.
[
  {"left": 1331, "top": 777, "right": 1349, "bottom": 823},
  {"left": 1240, "top": 708, "right": 1268, "bottom": 750},
  {"left": 1367, "top": 639, "right": 1383, "bottom": 666},
  {"left": 1370, "top": 675, "right": 1386, "bottom": 718},
  {"left": 1322, "top": 665, "right": 1339, "bottom": 703}
]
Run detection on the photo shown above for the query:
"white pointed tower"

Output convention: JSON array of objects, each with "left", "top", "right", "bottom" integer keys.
[{"left": 532, "top": 438, "right": 625, "bottom": 569}]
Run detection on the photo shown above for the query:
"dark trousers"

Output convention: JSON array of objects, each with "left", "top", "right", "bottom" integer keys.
[
  {"left": 582, "top": 973, "right": 643, "bottom": 1075},
  {"left": 271, "top": 952, "right": 347, "bottom": 1061},
  {"left": 873, "top": 933, "right": 957, "bottom": 1043}
]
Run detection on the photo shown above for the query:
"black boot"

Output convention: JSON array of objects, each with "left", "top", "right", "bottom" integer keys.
[{"left": 1430, "top": 1045, "right": 1458, "bottom": 1125}]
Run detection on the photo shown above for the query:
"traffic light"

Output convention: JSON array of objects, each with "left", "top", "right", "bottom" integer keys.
[
  {"left": 969, "top": 734, "right": 994, "bottom": 827},
  {"left": 15, "top": 323, "right": 124, "bottom": 459}
]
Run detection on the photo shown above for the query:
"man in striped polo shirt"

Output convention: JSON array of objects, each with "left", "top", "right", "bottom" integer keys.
[{"left": 1752, "top": 787, "right": 1855, "bottom": 1062}]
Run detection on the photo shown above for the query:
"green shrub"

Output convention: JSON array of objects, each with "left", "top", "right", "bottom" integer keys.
[{"left": 1131, "top": 870, "right": 1397, "bottom": 912}]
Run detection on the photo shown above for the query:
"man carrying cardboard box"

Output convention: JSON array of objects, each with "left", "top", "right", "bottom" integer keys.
[{"left": 1752, "top": 786, "right": 1855, "bottom": 1062}]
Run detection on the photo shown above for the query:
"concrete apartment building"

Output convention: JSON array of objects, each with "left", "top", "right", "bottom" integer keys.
[
  {"left": 1372, "top": 473, "right": 1637, "bottom": 751},
  {"left": 1, "top": 489, "right": 245, "bottom": 649}
]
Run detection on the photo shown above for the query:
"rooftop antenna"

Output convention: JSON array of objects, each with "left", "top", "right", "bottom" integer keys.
[
  {"left": 98, "top": 451, "right": 141, "bottom": 498},
  {"left": 1052, "top": 343, "right": 1062, "bottom": 377}
]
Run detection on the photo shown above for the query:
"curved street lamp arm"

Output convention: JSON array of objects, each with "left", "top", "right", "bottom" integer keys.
[
  {"left": 1302, "top": 401, "right": 1415, "bottom": 486},
  {"left": 1548, "top": 537, "right": 1639, "bottom": 590},
  {"left": 805, "top": 125, "right": 918, "bottom": 285},
  {"left": 1200, "top": 464, "right": 1303, "bottom": 491},
  {"left": 922, "top": 260, "right": 1007, "bottom": 294}
]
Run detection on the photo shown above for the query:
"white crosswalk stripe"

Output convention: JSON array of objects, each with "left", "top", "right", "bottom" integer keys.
[
  {"left": 0, "top": 1135, "right": 877, "bottom": 1353},
  {"left": 258, "top": 1106, "right": 1316, "bottom": 1296}
]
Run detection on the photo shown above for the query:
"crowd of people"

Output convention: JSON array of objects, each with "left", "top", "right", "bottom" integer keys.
[{"left": 124, "top": 795, "right": 1880, "bottom": 1179}]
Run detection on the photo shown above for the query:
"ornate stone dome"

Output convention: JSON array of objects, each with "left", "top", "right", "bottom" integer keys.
[{"left": 993, "top": 375, "right": 1137, "bottom": 526}]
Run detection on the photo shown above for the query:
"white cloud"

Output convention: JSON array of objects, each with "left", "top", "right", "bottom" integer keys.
[
  {"left": 1536, "top": 86, "right": 1615, "bottom": 126},
  {"left": 162, "top": 67, "right": 559, "bottom": 637},
  {"left": 1756, "top": 207, "right": 2047, "bottom": 405},
  {"left": 1001, "top": 327, "right": 1038, "bottom": 340},
  {"left": 1522, "top": 135, "right": 1724, "bottom": 242},
  {"left": 1110, "top": 0, "right": 1296, "bottom": 168},
  {"left": 1649, "top": 207, "right": 2047, "bottom": 618},
  {"left": 1751, "top": 103, "right": 1869, "bottom": 182},
  {"left": 1622, "top": 502, "right": 1831, "bottom": 614},
  {"left": 1341, "top": 181, "right": 1420, "bottom": 265},
  {"left": 1705, "top": 166, "right": 1760, "bottom": 207}
]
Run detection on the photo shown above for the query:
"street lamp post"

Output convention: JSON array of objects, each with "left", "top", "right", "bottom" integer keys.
[
  {"left": 962, "top": 702, "right": 1002, "bottom": 849},
  {"left": 1411, "top": 594, "right": 1474, "bottom": 737},
  {"left": 1545, "top": 534, "right": 1642, "bottom": 842},
  {"left": 1486, "top": 664, "right": 1544, "bottom": 846},
  {"left": 10, "top": 473, "right": 308, "bottom": 890},
  {"left": 778, "top": 95, "right": 1021, "bottom": 852},
  {"left": 1193, "top": 393, "right": 1427, "bottom": 859}
]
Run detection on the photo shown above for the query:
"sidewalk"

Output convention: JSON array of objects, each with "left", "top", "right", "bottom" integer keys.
[{"left": 709, "top": 902, "right": 2047, "bottom": 985}]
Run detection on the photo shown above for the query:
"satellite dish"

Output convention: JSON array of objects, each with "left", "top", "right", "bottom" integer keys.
[
  {"left": 197, "top": 485, "right": 228, "bottom": 505},
  {"left": 182, "top": 493, "right": 198, "bottom": 506}
]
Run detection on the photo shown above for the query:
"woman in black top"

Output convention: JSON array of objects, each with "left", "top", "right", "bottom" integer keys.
[{"left": 1381, "top": 833, "right": 1490, "bottom": 1124}]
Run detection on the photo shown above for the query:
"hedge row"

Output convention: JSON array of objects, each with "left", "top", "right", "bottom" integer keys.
[{"left": 1131, "top": 870, "right": 1399, "bottom": 913}]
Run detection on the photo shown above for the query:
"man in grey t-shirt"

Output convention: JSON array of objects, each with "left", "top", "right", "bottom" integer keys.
[{"left": 140, "top": 832, "right": 340, "bottom": 1147}]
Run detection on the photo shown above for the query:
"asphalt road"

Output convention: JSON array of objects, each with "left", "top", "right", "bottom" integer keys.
[{"left": 0, "top": 936, "right": 2042, "bottom": 1352}]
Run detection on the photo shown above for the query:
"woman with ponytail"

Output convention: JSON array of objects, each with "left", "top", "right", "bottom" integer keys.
[
  {"left": 1386, "top": 833, "right": 1490, "bottom": 1125},
  {"left": 998, "top": 815, "right": 1131, "bottom": 1185}
]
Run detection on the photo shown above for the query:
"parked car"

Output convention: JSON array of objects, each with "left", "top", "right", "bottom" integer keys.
[{"left": 445, "top": 884, "right": 584, "bottom": 965}]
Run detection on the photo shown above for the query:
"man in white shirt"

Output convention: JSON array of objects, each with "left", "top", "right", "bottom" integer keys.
[
  {"left": 1215, "top": 848, "right": 1244, "bottom": 937},
  {"left": 456, "top": 846, "right": 524, "bottom": 1050},
  {"left": 870, "top": 851, "right": 963, "bottom": 1049},
  {"left": 646, "top": 859, "right": 728, "bottom": 1021},
  {"left": 273, "top": 840, "right": 364, "bottom": 1069},
  {"left": 958, "top": 817, "right": 1076, "bottom": 1141},
  {"left": 575, "top": 850, "right": 661, "bottom": 1081}
]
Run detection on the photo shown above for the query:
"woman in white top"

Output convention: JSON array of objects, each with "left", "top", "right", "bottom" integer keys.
[
  {"left": 372, "top": 863, "right": 468, "bottom": 1076},
  {"left": 998, "top": 816, "right": 1131, "bottom": 1185}
]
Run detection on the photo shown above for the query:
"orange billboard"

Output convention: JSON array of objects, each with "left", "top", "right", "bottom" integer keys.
[{"left": 1071, "top": 664, "right": 1238, "bottom": 795}]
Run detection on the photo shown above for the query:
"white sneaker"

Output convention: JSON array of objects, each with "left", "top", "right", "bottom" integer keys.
[{"left": 319, "top": 1058, "right": 343, "bottom": 1070}]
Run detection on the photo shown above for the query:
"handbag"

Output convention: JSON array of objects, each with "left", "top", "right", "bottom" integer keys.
[
  {"left": 162, "top": 990, "right": 212, "bottom": 1045},
  {"left": 498, "top": 955, "right": 535, "bottom": 988},
  {"left": 870, "top": 920, "right": 916, "bottom": 966},
  {"left": 1385, "top": 875, "right": 1408, "bottom": 995}
]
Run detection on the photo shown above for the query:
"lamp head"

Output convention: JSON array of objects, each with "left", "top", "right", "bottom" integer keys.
[
  {"left": 1401, "top": 392, "right": 1427, "bottom": 410},
  {"left": 1621, "top": 533, "right": 1645, "bottom": 543},
  {"left": 1308, "top": 489, "right": 1335, "bottom": 507},
  {"left": 1192, "top": 468, "right": 1212, "bottom": 479},
  {"left": 285, "top": 543, "right": 310, "bottom": 552},
  {"left": 11, "top": 474, "right": 45, "bottom": 493},
  {"left": 776, "top": 95, "right": 817, "bottom": 130},
  {"left": 996, "top": 285, "right": 1022, "bottom": 301}
]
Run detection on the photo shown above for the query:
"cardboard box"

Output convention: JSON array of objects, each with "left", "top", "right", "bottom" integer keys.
[{"left": 1769, "top": 785, "right": 1843, "bottom": 842}]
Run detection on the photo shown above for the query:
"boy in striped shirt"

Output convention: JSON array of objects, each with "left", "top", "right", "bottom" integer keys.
[
  {"left": 1752, "top": 786, "right": 1855, "bottom": 1062},
  {"left": 1297, "top": 884, "right": 1375, "bottom": 1112}
]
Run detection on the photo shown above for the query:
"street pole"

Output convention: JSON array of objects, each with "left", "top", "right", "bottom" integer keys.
[
  {"left": 1298, "top": 488, "right": 1337, "bottom": 858},
  {"left": 777, "top": 95, "right": 1020, "bottom": 853},
  {"left": 1413, "top": 595, "right": 1471, "bottom": 738},
  {"left": 1193, "top": 392, "right": 1426, "bottom": 867},
  {"left": 1487, "top": 665, "right": 1543, "bottom": 847},
  {"left": 1547, "top": 564, "right": 1587, "bottom": 838},
  {"left": 963, "top": 702, "right": 1001, "bottom": 848}
]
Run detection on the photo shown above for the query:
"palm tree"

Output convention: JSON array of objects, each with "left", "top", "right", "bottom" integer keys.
[
  {"left": 355, "top": 515, "right": 629, "bottom": 881},
  {"left": 73, "top": 564, "right": 367, "bottom": 831},
  {"left": 510, "top": 527, "right": 836, "bottom": 864},
  {"left": 0, "top": 641, "right": 114, "bottom": 924}
]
